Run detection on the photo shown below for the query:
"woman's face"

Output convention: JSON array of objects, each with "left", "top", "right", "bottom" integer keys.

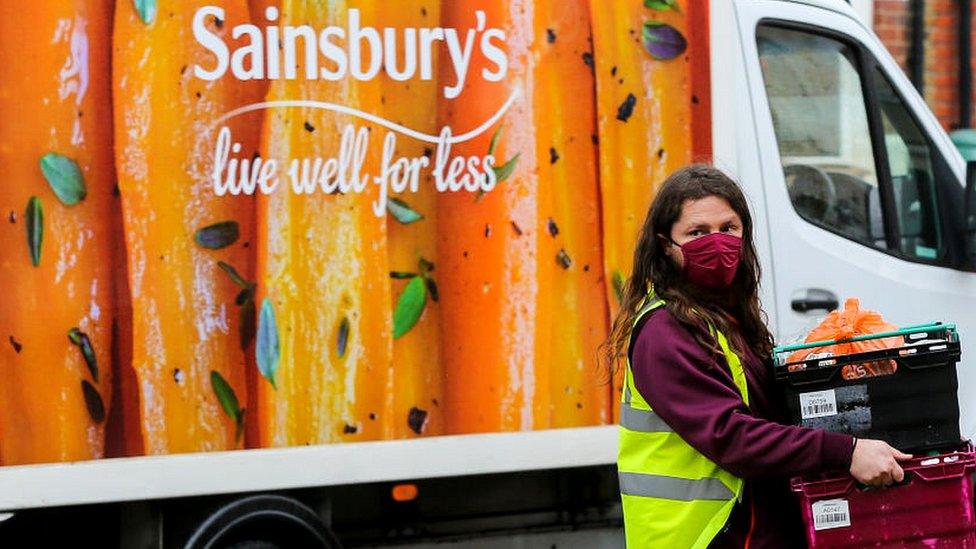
[{"left": 664, "top": 196, "right": 743, "bottom": 268}]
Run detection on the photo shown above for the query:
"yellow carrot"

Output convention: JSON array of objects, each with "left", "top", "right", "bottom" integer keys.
[
  {"left": 113, "top": 0, "right": 260, "bottom": 453},
  {"left": 253, "top": 0, "right": 393, "bottom": 445}
]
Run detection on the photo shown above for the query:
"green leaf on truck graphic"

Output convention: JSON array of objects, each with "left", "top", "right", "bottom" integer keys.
[
  {"left": 39, "top": 153, "right": 86, "bottom": 206},
  {"left": 492, "top": 153, "right": 521, "bottom": 184},
  {"left": 218, "top": 261, "right": 250, "bottom": 289},
  {"left": 336, "top": 316, "right": 350, "bottom": 358},
  {"left": 612, "top": 270, "right": 625, "bottom": 304},
  {"left": 488, "top": 125, "right": 503, "bottom": 157},
  {"left": 68, "top": 327, "right": 99, "bottom": 383},
  {"left": 393, "top": 276, "right": 427, "bottom": 339},
  {"left": 133, "top": 0, "right": 156, "bottom": 25},
  {"left": 256, "top": 298, "right": 280, "bottom": 389},
  {"left": 195, "top": 221, "right": 240, "bottom": 250},
  {"left": 644, "top": 0, "right": 679, "bottom": 11},
  {"left": 210, "top": 370, "right": 244, "bottom": 442},
  {"left": 81, "top": 380, "right": 105, "bottom": 424},
  {"left": 25, "top": 196, "right": 43, "bottom": 267},
  {"left": 387, "top": 197, "right": 424, "bottom": 224}
]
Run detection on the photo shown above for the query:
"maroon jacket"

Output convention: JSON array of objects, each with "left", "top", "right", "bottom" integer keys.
[{"left": 629, "top": 307, "right": 855, "bottom": 548}]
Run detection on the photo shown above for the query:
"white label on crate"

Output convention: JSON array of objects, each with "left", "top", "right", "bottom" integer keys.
[
  {"left": 812, "top": 499, "right": 851, "bottom": 531},
  {"left": 799, "top": 390, "right": 838, "bottom": 419}
]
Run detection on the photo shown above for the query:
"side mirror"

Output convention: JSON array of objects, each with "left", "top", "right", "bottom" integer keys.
[{"left": 966, "top": 161, "right": 976, "bottom": 266}]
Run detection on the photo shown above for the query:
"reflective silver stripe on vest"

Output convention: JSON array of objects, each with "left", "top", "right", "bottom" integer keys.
[
  {"left": 618, "top": 472, "right": 734, "bottom": 501},
  {"left": 620, "top": 405, "right": 672, "bottom": 433}
]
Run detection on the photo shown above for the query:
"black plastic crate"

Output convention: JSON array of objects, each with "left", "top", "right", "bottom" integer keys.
[{"left": 774, "top": 324, "right": 962, "bottom": 453}]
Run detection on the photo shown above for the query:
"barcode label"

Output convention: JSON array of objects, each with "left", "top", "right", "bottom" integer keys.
[
  {"left": 812, "top": 499, "right": 851, "bottom": 530},
  {"left": 799, "top": 390, "right": 838, "bottom": 419}
]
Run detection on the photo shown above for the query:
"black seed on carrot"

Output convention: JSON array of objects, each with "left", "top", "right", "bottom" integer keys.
[
  {"left": 547, "top": 218, "right": 559, "bottom": 237},
  {"left": 8, "top": 211, "right": 14, "bottom": 224},
  {"left": 546, "top": 28, "right": 556, "bottom": 43},
  {"left": 408, "top": 407, "right": 428, "bottom": 435},
  {"left": 8, "top": 336, "right": 21, "bottom": 353},
  {"left": 484, "top": 223, "right": 492, "bottom": 237},
  {"left": 556, "top": 249, "right": 572, "bottom": 269},
  {"left": 611, "top": 66, "right": 618, "bottom": 76},
  {"left": 343, "top": 423, "right": 358, "bottom": 434},
  {"left": 657, "top": 148, "right": 665, "bottom": 159},
  {"left": 510, "top": 221, "right": 523, "bottom": 236},
  {"left": 303, "top": 121, "right": 315, "bottom": 133},
  {"left": 549, "top": 147, "right": 560, "bottom": 164},
  {"left": 582, "top": 52, "right": 594, "bottom": 69},
  {"left": 425, "top": 277, "right": 439, "bottom": 302},
  {"left": 617, "top": 93, "right": 637, "bottom": 122}
]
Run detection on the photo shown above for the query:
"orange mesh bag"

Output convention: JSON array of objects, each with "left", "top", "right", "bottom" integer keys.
[{"left": 787, "top": 298, "right": 901, "bottom": 380}]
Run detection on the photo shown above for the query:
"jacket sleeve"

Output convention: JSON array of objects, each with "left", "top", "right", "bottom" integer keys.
[{"left": 630, "top": 310, "right": 854, "bottom": 479}]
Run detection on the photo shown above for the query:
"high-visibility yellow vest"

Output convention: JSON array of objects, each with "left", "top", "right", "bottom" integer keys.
[{"left": 618, "top": 291, "right": 750, "bottom": 548}]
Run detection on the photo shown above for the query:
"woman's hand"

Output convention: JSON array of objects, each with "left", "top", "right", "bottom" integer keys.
[{"left": 849, "top": 438, "right": 912, "bottom": 487}]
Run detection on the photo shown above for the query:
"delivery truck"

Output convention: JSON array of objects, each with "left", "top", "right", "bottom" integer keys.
[{"left": 0, "top": 0, "right": 974, "bottom": 546}]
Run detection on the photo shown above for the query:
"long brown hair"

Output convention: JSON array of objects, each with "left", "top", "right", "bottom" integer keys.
[{"left": 600, "top": 164, "right": 774, "bottom": 378}]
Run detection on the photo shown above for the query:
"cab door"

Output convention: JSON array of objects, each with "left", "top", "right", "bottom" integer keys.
[{"left": 733, "top": 0, "right": 976, "bottom": 438}]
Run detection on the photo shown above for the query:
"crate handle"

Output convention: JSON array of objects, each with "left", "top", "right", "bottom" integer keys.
[{"left": 773, "top": 323, "right": 956, "bottom": 355}]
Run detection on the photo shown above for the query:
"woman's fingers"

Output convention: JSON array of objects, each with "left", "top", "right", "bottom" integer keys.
[
  {"left": 892, "top": 448, "right": 913, "bottom": 461},
  {"left": 889, "top": 460, "right": 905, "bottom": 483}
]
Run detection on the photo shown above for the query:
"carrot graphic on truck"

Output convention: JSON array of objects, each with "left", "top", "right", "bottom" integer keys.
[
  {"left": 112, "top": 0, "right": 260, "bottom": 454},
  {"left": 252, "top": 1, "right": 394, "bottom": 446},
  {"left": 0, "top": 0, "right": 118, "bottom": 465}
]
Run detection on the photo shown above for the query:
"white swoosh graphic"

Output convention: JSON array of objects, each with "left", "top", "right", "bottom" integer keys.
[{"left": 214, "top": 87, "right": 521, "bottom": 144}]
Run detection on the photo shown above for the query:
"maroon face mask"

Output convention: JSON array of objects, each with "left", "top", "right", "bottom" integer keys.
[{"left": 674, "top": 232, "right": 742, "bottom": 289}]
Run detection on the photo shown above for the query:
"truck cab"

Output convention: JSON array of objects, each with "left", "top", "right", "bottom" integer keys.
[{"left": 718, "top": 0, "right": 976, "bottom": 439}]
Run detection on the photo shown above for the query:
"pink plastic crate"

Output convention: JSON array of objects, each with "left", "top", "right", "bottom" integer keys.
[{"left": 792, "top": 444, "right": 976, "bottom": 548}]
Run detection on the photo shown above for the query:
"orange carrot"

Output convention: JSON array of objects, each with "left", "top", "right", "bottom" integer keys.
[
  {"left": 378, "top": 0, "right": 444, "bottom": 439},
  {"left": 113, "top": 0, "right": 260, "bottom": 453},
  {"left": 253, "top": 0, "right": 393, "bottom": 445},
  {"left": 0, "top": 0, "right": 117, "bottom": 464},
  {"left": 536, "top": 0, "right": 612, "bottom": 428},
  {"left": 438, "top": 0, "right": 554, "bottom": 434},
  {"left": 590, "top": 1, "right": 697, "bottom": 418}
]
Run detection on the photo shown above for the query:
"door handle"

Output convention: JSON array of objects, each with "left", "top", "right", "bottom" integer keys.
[{"left": 791, "top": 289, "right": 839, "bottom": 313}]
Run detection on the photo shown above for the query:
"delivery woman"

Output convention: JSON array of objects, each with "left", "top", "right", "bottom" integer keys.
[{"left": 603, "top": 164, "right": 911, "bottom": 548}]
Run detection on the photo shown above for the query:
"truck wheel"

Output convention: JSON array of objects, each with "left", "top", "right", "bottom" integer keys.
[{"left": 183, "top": 494, "right": 341, "bottom": 549}]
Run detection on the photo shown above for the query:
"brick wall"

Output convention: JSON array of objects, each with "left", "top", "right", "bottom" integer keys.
[
  {"left": 873, "top": 0, "right": 973, "bottom": 130},
  {"left": 874, "top": 0, "right": 911, "bottom": 72}
]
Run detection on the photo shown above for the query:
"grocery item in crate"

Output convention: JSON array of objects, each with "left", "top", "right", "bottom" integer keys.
[
  {"left": 774, "top": 323, "right": 962, "bottom": 452},
  {"left": 792, "top": 443, "right": 976, "bottom": 548},
  {"left": 788, "top": 298, "right": 901, "bottom": 380}
]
